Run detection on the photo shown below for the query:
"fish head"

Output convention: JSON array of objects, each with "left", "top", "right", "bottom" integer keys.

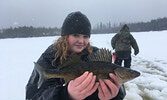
[{"left": 114, "top": 67, "right": 140, "bottom": 85}]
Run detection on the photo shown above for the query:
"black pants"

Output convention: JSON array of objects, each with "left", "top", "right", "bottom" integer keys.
[{"left": 114, "top": 56, "right": 131, "bottom": 68}]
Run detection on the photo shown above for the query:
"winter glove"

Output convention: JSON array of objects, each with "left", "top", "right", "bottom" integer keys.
[{"left": 134, "top": 50, "right": 139, "bottom": 55}]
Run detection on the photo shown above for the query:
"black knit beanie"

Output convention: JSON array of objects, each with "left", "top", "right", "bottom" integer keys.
[{"left": 61, "top": 11, "right": 91, "bottom": 37}]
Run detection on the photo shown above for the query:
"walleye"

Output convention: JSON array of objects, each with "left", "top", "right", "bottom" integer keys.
[{"left": 35, "top": 48, "right": 140, "bottom": 89}]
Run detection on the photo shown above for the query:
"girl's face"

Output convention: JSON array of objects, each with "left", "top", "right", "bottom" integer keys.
[{"left": 68, "top": 34, "right": 90, "bottom": 53}]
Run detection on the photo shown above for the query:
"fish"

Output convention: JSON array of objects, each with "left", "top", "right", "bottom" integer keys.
[{"left": 34, "top": 48, "right": 140, "bottom": 89}]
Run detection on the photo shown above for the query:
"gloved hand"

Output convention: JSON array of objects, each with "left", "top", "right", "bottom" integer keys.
[
  {"left": 68, "top": 71, "right": 99, "bottom": 100},
  {"left": 134, "top": 50, "right": 139, "bottom": 55}
]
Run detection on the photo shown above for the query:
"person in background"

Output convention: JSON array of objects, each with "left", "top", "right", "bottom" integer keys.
[
  {"left": 111, "top": 24, "right": 139, "bottom": 68},
  {"left": 26, "top": 11, "right": 126, "bottom": 100}
]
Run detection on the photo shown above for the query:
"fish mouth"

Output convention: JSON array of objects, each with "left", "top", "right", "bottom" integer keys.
[
  {"left": 129, "top": 70, "right": 141, "bottom": 77},
  {"left": 134, "top": 70, "right": 140, "bottom": 77}
]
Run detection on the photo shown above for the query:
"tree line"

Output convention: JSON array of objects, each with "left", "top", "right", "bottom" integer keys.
[
  {"left": 0, "top": 26, "right": 61, "bottom": 39},
  {"left": 92, "top": 17, "right": 167, "bottom": 34},
  {"left": 0, "top": 17, "right": 167, "bottom": 39}
]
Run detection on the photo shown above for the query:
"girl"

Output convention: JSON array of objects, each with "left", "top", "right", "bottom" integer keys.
[{"left": 26, "top": 11, "right": 125, "bottom": 100}]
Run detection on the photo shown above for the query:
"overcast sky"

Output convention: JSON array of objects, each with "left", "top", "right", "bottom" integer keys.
[{"left": 1, "top": 0, "right": 167, "bottom": 29}]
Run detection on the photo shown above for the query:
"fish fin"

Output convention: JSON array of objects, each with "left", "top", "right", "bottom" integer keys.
[
  {"left": 34, "top": 62, "right": 47, "bottom": 89},
  {"left": 114, "top": 71, "right": 124, "bottom": 85},
  {"left": 87, "top": 48, "right": 112, "bottom": 63},
  {"left": 58, "top": 52, "right": 81, "bottom": 69}
]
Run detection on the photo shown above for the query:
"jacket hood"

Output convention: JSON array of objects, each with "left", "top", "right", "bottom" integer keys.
[{"left": 120, "top": 24, "right": 129, "bottom": 32}]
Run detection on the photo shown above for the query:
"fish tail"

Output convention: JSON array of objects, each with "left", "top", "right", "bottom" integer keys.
[{"left": 34, "top": 62, "right": 47, "bottom": 89}]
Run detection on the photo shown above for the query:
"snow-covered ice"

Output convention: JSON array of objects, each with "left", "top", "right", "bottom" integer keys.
[{"left": 0, "top": 30, "right": 167, "bottom": 100}]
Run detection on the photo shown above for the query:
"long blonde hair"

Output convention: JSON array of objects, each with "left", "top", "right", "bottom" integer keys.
[{"left": 52, "top": 35, "right": 92, "bottom": 65}]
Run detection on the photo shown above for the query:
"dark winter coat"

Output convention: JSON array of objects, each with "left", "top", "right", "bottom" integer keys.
[
  {"left": 111, "top": 29, "right": 139, "bottom": 59},
  {"left": 26, "top": 45, "right": 126, "bottom": 100}
]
